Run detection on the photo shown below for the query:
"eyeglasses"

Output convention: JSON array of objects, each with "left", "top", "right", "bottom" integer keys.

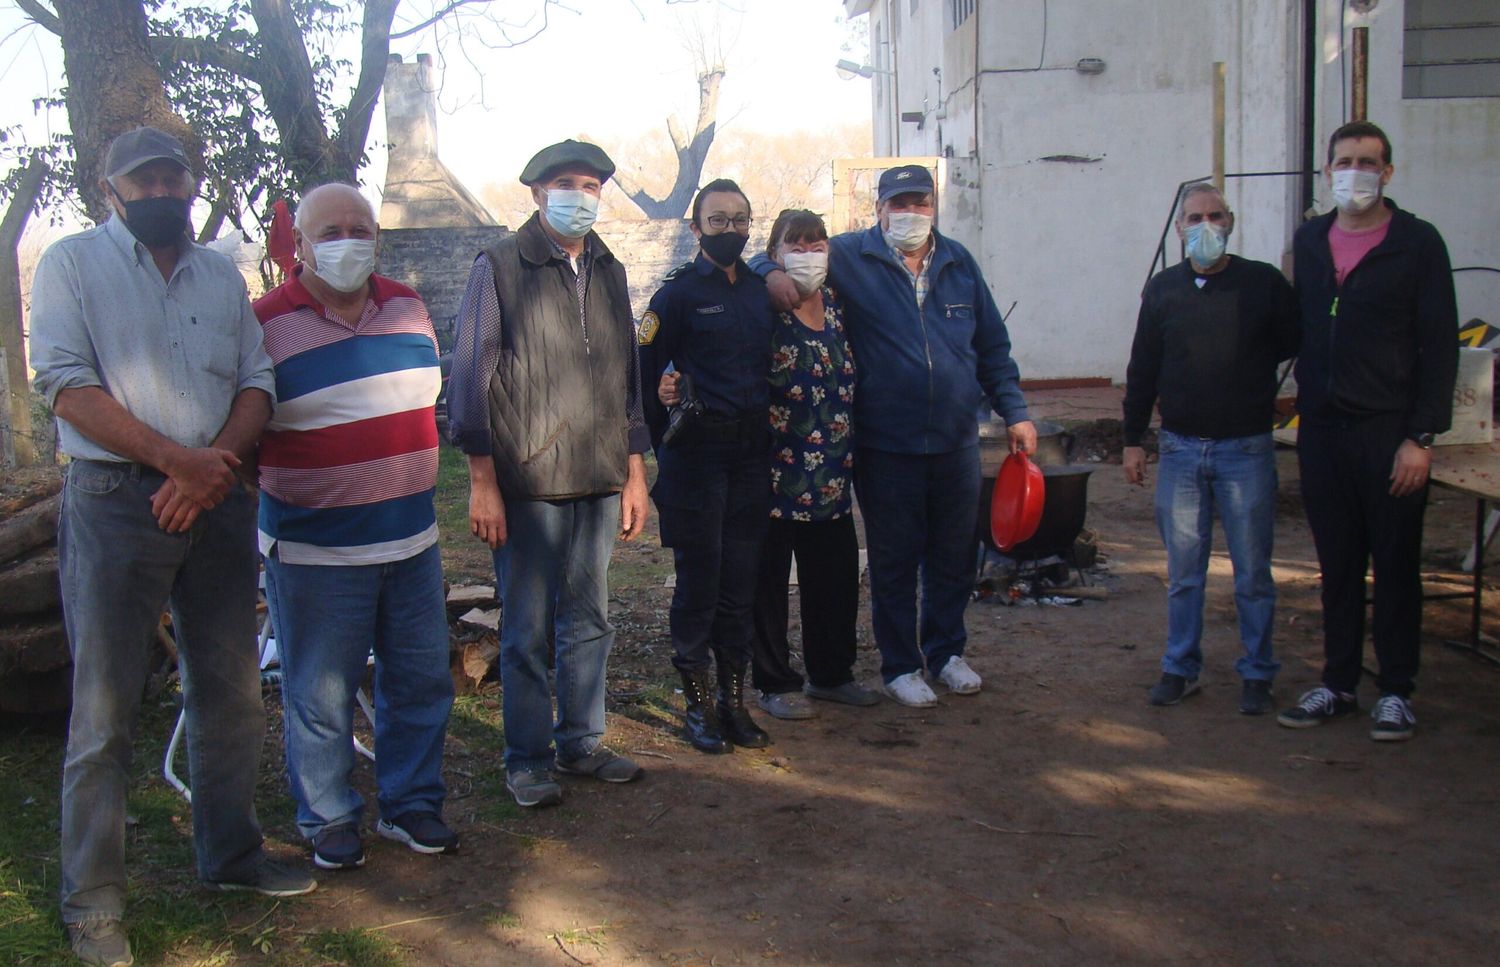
[{"left": 704, "top": 213, "right": 752, "bottom": 231}]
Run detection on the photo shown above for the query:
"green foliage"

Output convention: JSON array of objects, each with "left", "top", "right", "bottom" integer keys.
[{"left": 304, "top": 928, "right": 406, "bottom": 966}]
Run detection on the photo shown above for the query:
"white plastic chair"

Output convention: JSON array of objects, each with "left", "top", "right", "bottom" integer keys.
[{"left": 163, "top": 575, "right": 376, "bottom": 801}]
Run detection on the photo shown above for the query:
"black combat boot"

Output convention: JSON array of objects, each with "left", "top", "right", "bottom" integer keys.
[
  {"left": 680, "top": 668, "right": 729, "bottom": 754},
  {"left": 716, "top": 660, "right": 772, "bottom": 749}
]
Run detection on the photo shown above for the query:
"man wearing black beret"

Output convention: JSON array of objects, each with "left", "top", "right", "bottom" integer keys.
[{"left": 448, "top": 140, "right": 650, "bottom": 806}]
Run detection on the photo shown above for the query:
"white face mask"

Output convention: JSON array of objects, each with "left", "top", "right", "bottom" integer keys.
[
  {"left": 884, "top": 211, "right": 932, "bottom": 252},
  {"left": 1330, "top": 168, "right": 1383, "bottom": 215},
  {"left": 780, "top": 249, "right": 828, "bottom": 296},
  {"left": 543, "top": 188, "right": 600, "bottom": 238},
  {"left": 310, "top": 238, "right": 376, "bottom": 293},
  {"left": 1184, "top": 222, "right": 1228, "bottom": 268}
]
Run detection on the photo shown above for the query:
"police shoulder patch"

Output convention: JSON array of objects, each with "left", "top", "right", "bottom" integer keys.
[{"left": 638, "top": 310, "right": 660, "bottom": 345}]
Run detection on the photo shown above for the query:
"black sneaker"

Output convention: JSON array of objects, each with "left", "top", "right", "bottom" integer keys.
[
  {"left": 311, "top": 823, "right": 365, "bottom": 870},
  {"left": 1370, "top": 694, "right": 1416, "bottom": 742},
  {"left": 1148, "top": 673, "right": 1200, "bottom": 706},
  {"left": 1239, "top": 680, "right": 1274, "bottom": 716},
  {"left": 377, "top": 811, "right": 460, "bottom": 854},
  {"left": 1276, "top": 686, "right": 1357, "bottom": 728}
]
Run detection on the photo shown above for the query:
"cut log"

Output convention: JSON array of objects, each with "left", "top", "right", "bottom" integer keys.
[
  {"left": 459, "top": 607, "right": 500, "bottom": 631},
  {"left": 446, "top": 584, "right": 497, "bottom": 612},
  {"left": 0, "top": 616, "right": 69, "bottom": 675},
  {"left": 0, "top": 493, "right": 60, "bottom": 563},
  {"left": 0, "top": 473, "right": 62, "bottom": 516},
  {"left": 0, "top": 664, "right": 71, "bottom": 714},
  {"left": 0, "top": 548, "right": 61, "bottom": 617}
]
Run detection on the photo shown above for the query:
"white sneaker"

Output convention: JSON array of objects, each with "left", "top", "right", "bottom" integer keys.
[
  {"left": 938, "top": 656, "right": 982, "bottom": 695},
  {"left": 883, "top": 670, "right": 939, "bottom": 708}
]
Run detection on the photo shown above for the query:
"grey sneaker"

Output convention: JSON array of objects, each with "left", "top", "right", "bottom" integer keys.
[
  {"left": 804, "top": 681, "right": 881, "bottom": 706},
  {"left": 68, "top": 919, "right": 133, "bottom": 967},
  {"left": 506, "top": 769, "right": 563, "bottom": 807},
  {"left": 757, "top": 690, "right": 816, "bottom": 719},
  {"left": 1148, "top": 673, "right": 1200, "bottom": 706},
  {"left": 1370, "top": 694, "right": 1416, "bottom": 742},
  {"left": 556, "top": 746, "right": 644, "bottom": 783},
  {"left": 204, "top": 857, "right": 317, "bottom": 897}
]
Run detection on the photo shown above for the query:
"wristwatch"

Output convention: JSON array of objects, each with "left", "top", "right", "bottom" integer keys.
[{"left": 1408, "top": 431, "right": 1435, "bottom": 450}]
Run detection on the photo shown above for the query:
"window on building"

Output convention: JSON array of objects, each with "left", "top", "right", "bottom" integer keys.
[
  {"left": 1403, "top": 0, "right": 1499, "bottom": 98},
  {"left": 951, "top": 0, "right": 975, "bottom": 30},
  {"left": 911, "top": 0, "right": 919, "bottom": 15}
]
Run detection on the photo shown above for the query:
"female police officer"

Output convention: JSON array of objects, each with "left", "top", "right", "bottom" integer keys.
[{"left": 639, "top": 178, "right": 774, "bottom": 754}]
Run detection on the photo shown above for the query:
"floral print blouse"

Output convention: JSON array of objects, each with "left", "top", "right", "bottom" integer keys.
[{"left": 768, "top": 286, "right": 856, "bottom": 522}]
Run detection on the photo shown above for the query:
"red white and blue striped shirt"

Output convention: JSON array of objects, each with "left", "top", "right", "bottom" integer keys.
[{"left": 253, "top": 269, "right": 442, "bottom": 565}]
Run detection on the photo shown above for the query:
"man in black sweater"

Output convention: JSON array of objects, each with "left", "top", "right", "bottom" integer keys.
[
  {"left": 1123, "top": 182, "right": 1299, "bottom": 715},
  {"left": 1276, "top": 121, "right": 1457, "bottom": 742}
]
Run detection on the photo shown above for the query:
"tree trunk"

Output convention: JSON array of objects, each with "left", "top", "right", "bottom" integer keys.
[
  {"left": 0, "top": 157, "right": 46, "bottom": 467},
  {"left": 53, "top": 0, "right": 197, "bottom": 222}
]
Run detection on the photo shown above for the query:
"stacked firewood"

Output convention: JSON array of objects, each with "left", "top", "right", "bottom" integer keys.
[{"left": 0, "top": 472, "right": 67, "bottom": 713}]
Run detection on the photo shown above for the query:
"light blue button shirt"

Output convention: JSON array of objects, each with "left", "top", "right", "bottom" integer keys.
[{"left": 29, "top": 216, "right": 276, "bottom": 461}]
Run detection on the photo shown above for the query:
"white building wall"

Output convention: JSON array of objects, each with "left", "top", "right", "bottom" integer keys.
[{"left": 848, "top": 0, "right": 1499, "bottom": 381}]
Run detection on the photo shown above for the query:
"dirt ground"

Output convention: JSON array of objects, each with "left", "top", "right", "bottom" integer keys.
[{"left": 241, "top": 446, "right": 1500, "bottom": 967}]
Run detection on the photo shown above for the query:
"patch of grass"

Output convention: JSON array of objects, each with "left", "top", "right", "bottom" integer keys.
[
  {"left": 619, "top": 680, "right": 682, "bottom": 729},
  {"left": 484, "top": 910, "right": 522, "bottom": 930},
  {"left": 304, "top": 927, "right": 406, "bottom": 967},
  {"left": 435, "top": 444, "right": 493, "bottom": 583},
  {"left": 551, "top": 922, "right": 610, "bottom": 950},
  {"left": 447, "top": 693, "right": 504, "bottom": 751},
  {"left": 0, "top": 699, "right": 300, "bottom": 965}
]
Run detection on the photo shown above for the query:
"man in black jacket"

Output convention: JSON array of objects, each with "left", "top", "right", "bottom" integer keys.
[
  {"left": 1123, "top": 183, "right": 1298, "bottom": 716},
  {"left": 1277, "top": 120, "right": 1458, "bottom": 741}
]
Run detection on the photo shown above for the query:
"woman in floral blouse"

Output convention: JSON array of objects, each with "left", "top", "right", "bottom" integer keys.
[{"left": 751, "top": 210, "right": 879, "bottom": 718}]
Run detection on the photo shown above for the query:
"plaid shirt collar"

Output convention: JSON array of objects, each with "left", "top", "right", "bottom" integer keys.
[{"left": 888, "top": 237, "right": 934, "bottom": 309}]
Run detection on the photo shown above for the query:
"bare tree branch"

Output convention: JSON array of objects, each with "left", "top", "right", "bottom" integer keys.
[
  {"left": 14, "top": 0, "right": 61, "bottom": 36},
  {"left": 389, "top": 0, "right": 491, "bottom": 41}
]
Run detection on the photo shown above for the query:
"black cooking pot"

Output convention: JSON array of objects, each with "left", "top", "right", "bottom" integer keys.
[{"left": 977, "top": 463, "right": 1095, "bottom": 559}]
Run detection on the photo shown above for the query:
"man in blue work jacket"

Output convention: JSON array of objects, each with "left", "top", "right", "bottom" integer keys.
[{"left": 759, "top": 165, "right": 1036, "bottom": 707}]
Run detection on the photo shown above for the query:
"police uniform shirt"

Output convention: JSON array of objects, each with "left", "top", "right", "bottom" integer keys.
[{"left": 638, "top": 252, "right": 773, "bottom": 437}]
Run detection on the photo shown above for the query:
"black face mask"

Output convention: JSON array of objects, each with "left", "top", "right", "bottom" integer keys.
[
  {"left": 111, "top": 188, "right": 191, "bottom": 248},
  {"left": 699, "top": 229, "right": 749, "bottom": 267}
]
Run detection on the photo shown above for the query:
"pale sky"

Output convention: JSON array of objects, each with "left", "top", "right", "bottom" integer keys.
[{"left": 0, "top": 0, "right": 874, "bottom": 237}]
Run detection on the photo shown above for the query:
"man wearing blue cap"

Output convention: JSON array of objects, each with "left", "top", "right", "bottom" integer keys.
[
  {"left": 31, "top": 125, "right": 316, "bottom": 967},
  {"left": 449, "top": 140, "right": 649, "bottom": 807},
  {"left": 756, "top": 164, "right": 1035, "bottom": 707}
]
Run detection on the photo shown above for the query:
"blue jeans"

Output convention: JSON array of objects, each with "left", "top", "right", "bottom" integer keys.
[
  {"left": 264, "top": 543, "right": 452, "bottom": 838},
  {"left": 58, "top": 461, "right": 267, "bottom": 924},
  {"left": 492, "top": 495, "right": 619, "bottom": 774},
  {"left": 1154, "top": 430, "right": 1279, "bottom": 682},
  {"left": 854, "top": 445, "right": 981, "bottom": 683}
]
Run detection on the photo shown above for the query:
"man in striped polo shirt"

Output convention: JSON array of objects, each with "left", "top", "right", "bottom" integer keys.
[{"left": 254, "top": 183, "right": 457, "bottom": 872}]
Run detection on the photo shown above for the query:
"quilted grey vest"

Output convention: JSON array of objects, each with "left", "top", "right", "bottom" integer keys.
[{"left": 483, "top": 213, "right": 631, "bottom": 500}]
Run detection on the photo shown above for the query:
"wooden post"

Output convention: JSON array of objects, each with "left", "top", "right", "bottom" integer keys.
[
  {"left": 1212, "top": 62, "right": 1226, "bottom": 193},
  {"left": 1351, "top": 27, "right": 1369, "bottom": 121},
  {"left": 0, "top": 157, "right": 47, "bottom": 468}
]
